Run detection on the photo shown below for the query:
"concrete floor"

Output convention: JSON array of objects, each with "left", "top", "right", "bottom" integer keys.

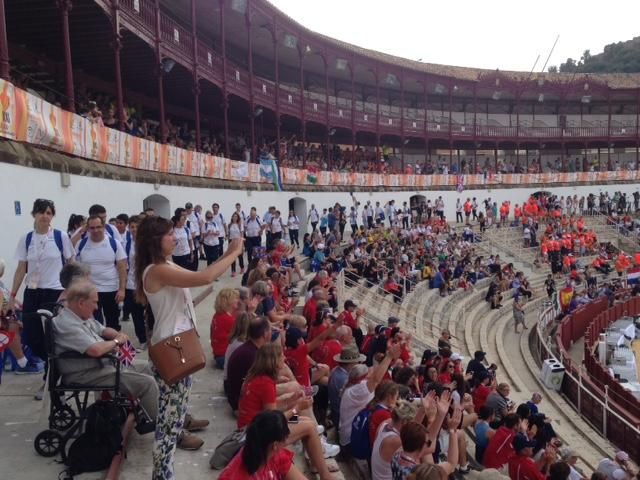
[{"left": 0, "top": 271, "right": 240, "bottom": 480}]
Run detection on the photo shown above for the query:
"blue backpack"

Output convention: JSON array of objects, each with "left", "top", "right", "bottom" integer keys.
[
  {"left": 78, "top": 235, "right": 118, "bottom": 263},
  {"left": 25, "top": 229, "right": 65, "bottom": 268},
  {"left": 350, "top": 404, "right": 385, "bottom": 460}
]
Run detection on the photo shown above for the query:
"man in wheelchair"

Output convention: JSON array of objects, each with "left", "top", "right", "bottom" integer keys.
[{"left": 52, "top": 281, "right": 158, "bottom": 424}]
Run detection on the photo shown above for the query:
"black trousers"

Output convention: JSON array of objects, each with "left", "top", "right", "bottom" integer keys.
[
  {"left": 246, "top": 236, "right": 261, "bottom": 262},
  {"left": 204, "top": 243, "right": 219, "bottom": 265},
  {"left": 456, "top": 212, "right": 463, "bottom": 223},
  {"left": 311, "top": 221, "right": 318, "bottom": 232},
  {"left": 125, "top": 289, "right": 146, "bottom": 344},
  {"left": 172, "top": 253, "right": 192, "bottom": 270},
  {"left": 402, "top": 218, "right": 409, "bottom": 229},
  {"left": 95, "top": 291, "right": 121, "bottom": 331},
  {"left": 22, "top": 288, "right": 63, "bottom": 362},
  {"left": 289, "top": 229, "right": 299, "bottom": 247}
]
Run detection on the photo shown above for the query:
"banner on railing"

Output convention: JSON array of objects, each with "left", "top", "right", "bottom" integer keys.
[{"left": 1, "top": 78, "right": 640, "bottom": 189}]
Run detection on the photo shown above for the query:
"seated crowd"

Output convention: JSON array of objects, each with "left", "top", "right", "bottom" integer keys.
[{"left": 3, "top": 194, "right": 638, "bottom": 480}]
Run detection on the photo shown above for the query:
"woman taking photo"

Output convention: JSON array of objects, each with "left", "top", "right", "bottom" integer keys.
[
  {"left": 236, "top": 342, "right": 339, "bottom": 480},
  {"left": 219, "top": 410, "right": 306, "bottom": 480},
  {"left": 135, "top": 216, "right": 243, "bottom": 479}
]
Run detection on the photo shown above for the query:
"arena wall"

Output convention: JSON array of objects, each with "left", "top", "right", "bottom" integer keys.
[{"left": 2, "top": 159, "right": 639, "bottom": 293}]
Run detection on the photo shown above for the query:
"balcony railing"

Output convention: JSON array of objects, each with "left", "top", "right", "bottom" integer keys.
[{"left": 116, "top": 0, "right": 640, "bottom": 141}]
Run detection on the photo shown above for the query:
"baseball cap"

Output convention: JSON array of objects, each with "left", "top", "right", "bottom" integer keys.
[
  {"left": 450, "top": 353, "right": 464, "bottom": 362},
  {"left": 512, "top": 433, "right": 536, "bottom": 452},
  {"left": 474, "top": 350, "right": 487, "bottom": 360}
]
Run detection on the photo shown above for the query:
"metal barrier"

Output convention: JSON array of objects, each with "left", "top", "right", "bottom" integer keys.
[{"left": 533, "top": 299, "right": 640, "bottom": 458}]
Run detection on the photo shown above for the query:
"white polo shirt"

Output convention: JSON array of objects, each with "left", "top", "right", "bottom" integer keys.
[
  {"left": 309, "top": 208, "right": 319, "bottom": 223},
  {"left": 212, "top": 212, "right": 225, "bottom": 239},
  {"left": 14, "top": 229, "right": 75, "bottom": 290},
  {"left": 287, "top": 215, "right": 300, "bottom": 230},
  {"left": 187, "top": 212, "right": 201, "bottom": 236},
  {"left": 77, "top": 236, "right": 127, "bottom": 292}
]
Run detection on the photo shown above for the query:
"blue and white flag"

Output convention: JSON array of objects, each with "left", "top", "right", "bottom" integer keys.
[{"left": 260, "top": 157, "right": 283, "bottom": 192}]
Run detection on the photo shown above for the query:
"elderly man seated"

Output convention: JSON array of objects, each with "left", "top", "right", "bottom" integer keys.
[{"left": 52, "top": 281, "right": 158, "bottom": 422}]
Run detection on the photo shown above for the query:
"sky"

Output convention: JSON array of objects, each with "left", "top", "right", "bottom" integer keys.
[{"left": 267, "top": 0, "right": 640, "bottom": 72}]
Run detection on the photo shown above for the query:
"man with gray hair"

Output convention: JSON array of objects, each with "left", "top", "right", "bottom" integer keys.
[{"left": 52, "top": 281, "right": 158, "bottom": 421}]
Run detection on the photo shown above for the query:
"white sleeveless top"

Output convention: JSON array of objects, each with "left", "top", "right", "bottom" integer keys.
[
  {"left": 142, "top": 263, "right": 197, "bottom": 346},
  {"left": 371, "top": 422, "right": 399, "bottom": 480}
]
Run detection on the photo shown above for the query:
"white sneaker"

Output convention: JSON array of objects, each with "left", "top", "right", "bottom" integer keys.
[
  {"left": 316, "top": 425, "right": 325, "bottom": 435},
  {"left": 321, "top": 438, "right": 340, "bottom": 458}
]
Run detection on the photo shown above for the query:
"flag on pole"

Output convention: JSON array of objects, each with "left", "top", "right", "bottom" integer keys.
[
  {"left": 306, "top": 165, "right": 318, "bottom": 184},
  {"left": 259, "top": 157, "right": 283, "bottom": 191},
  {"left": 118, "top": 340, "right": 137, "bottom": 367}
]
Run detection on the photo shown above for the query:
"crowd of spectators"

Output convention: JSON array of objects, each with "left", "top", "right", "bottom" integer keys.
[
  {"left": 11, "top": 71, "right": 640, "bottom": 177},
  {"left": 4, "top": 188, "right": 640, "bottom": 479}
]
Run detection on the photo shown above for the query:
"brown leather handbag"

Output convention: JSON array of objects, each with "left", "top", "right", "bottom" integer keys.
[{"left": 149, "top": 328, "right": 206, "bottom": 385}]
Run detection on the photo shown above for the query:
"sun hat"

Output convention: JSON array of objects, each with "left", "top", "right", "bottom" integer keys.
[{"left": 334, "top": 344, "right": 366, "bottom": 364}]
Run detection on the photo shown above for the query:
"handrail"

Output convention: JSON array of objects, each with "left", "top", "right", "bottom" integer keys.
[
  {"left": 340, "top": 271, "right": 446, "bottom": 350},
  {"left": 534, "top": 300, "right": 640, "bottom": 455}
]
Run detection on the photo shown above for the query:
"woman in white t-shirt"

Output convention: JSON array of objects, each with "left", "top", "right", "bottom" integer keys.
[
  {"left": 287, "top": 210, "right": 300, "bottom": 248},
  {"left": 135, "top": 216, "right": 243, "bottom": 479},
  {"left": 171, "top": 208, "right": 194, "bottom": 270},
  {"left": 228, "top": 212, "right": 245, "bottom": 277},
  {"left": 269, "top": 210, "right": 285, "bottom": 246},
  {"left": 202, "top": 211, "right": 220, "bottom": 266},
  {"left": 9, "top": 199, "right": 75, "bottom": 371}
]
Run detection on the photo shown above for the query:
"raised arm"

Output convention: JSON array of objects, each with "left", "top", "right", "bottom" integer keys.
[{"left": 149, "top": 238, "right": 244, "bottom": 289}]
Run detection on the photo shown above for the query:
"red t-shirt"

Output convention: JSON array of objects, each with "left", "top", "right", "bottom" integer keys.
[
  {"left": 285, "top": 343, "right": 311, "bottom": 387},
  {"left": 369, "top": 407, "right": 392, "bottom": 445},
  {"left": 219, "top": 447, "right": 294, "bottom": 480},
  {"left": 340, "top": 310, "right": 357, "bottom": 330},
  {"left": 308, "top": 323, "right": 329, "bottom": 342},
  {"left": 237, "top": 375, "right": 276, "bottom": 429},
  {"left": 473, "top": 384, "right": 491, "bottom": 413},
  {"left": 303, "top": 298, "right": 318, "bottom": 326},
  {"left": 508, "top": 455, "right": 545, "bottom": 480},
  {"left": 211, "top": 311, "right": 235, "bottom": 358},
  {"left": 312, "top": 339, "right": 342, "bottom": 370},
  {"left": 483, "top": 426, "right": 515, "bottom": 469}
]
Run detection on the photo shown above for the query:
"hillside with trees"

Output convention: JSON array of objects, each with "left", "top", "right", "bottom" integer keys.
[{"left": 548, "top": 36, "right": 640, "bottom": 73}]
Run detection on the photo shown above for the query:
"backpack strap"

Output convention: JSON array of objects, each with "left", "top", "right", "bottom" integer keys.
[
  {"left": 53, "top": 229, "right": 65, "bottom": 266},
  {"left": 77, "top": 237, "right": 89, "bottom": 255},
  {"left": 125, "top": 231, "right": 132, "bottom": 258}
]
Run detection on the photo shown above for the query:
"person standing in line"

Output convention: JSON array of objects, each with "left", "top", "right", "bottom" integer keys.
[
  {"left": 287, "top": 210, "right": 300, "bottom": 248},
  {"left": 349, "top": 206, "right": 359, "bottom": 234},
  {"left": 171, "top": 209, "right": 195, "bottom": 271},
  {"left": 202, "top": 211, "right": 221, "bottom": 266},
  {"left": 245, "top": 207, "right": 264, "bottom": 263},
  {"left": 184, "top": 203, "right": 200, "bottom": 270},
  {"left": 211, "top": 203, "right": 227, "bottom": 263},
  {"left": 402, "top": 201, "right": 411, "bottom": 229},
  {"left": 308, "top": 204, "right": 320, "bottom": 233},
  {"left": 269, "top": 210, "right": 286, "bottom": 248},
  {"left": 228, "top": 212, "right": 245, "bottom": 276},
  {"left": 456, "top": 199, "right": 463, "bottom": 224},
  {"left": 76, "top": 215, "right": 128, "bottom": 330},
  {"left": 123, "top": 215, "right": 147, "bottom": 348},
  {"left": 9, "top": 199, "right": 75, "bottom": 388},
  {"left": 135, "top": 216, "right": 243, "bottom": 480}
]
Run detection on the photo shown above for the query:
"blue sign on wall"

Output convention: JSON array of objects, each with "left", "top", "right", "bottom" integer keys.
[{"left": 14, "top": 201, "right": 21, "bottom": 216}]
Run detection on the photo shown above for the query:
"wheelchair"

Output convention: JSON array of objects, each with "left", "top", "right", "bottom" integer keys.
[{"left": 33, "top": 308, "right": 131, "bottom": 460}]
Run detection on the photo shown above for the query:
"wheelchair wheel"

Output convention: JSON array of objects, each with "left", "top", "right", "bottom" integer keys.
[
  {"left": 51, "top": 404, "right": 76, "bottom": 431},
  {"left": 34, "top": 429, "right": 63, "bottom": 457}
]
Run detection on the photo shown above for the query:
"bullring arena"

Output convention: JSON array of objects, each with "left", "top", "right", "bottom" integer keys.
[{"left": 1, "top": 1, "right": 640, "bottom": 479}]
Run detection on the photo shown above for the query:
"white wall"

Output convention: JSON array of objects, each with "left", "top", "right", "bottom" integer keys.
[{"left": 2, "top": 161, "right": 639, "bottom": 288}]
